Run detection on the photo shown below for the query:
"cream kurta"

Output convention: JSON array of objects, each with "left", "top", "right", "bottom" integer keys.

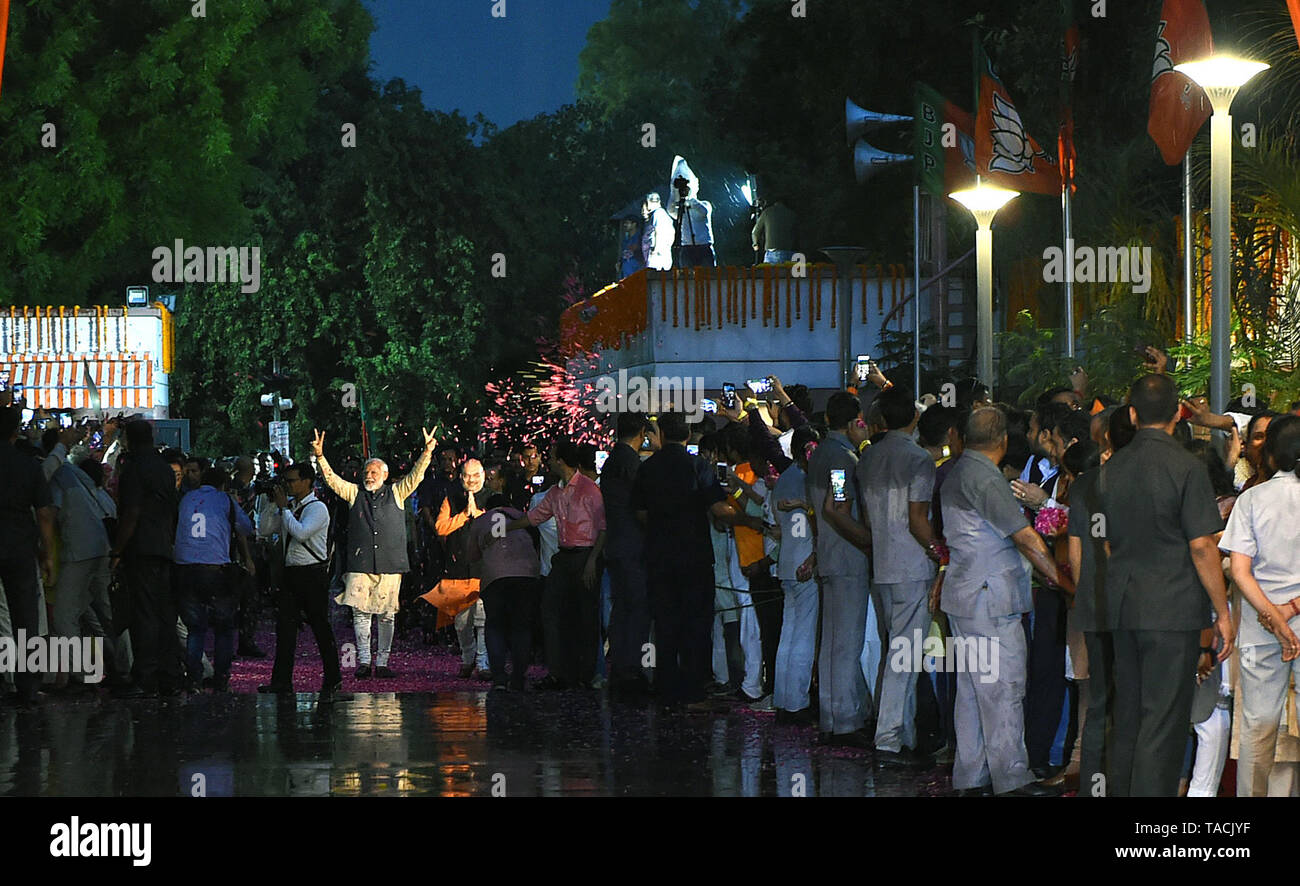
[{"left": 319, "top": 450, "right": 430, "bottom": 616}]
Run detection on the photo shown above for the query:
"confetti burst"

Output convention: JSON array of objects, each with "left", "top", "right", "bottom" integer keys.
[
  {"left": 483, "top": 350, "right": 609, "bottom": 450},
  {"left": 482, "top": 272, "right": 615, "bottom": 450}
]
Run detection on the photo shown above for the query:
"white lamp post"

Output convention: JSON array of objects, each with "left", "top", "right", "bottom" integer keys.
[
  {"left": 949, "top": 179, "right": 1019, "bottom": 390},
  {"left": 1174, "top": 57, "right": 1269, "bottom": 413}
]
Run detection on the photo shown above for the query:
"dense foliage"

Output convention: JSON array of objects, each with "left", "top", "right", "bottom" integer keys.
[{"left": 2, "top": 0, "right": 1297, "bottom": 455}]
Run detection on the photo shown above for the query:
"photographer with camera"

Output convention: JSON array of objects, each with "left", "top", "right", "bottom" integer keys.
[
  {"left": 257, "top": 461, "right": 340, "bottom": 699},
  {"left": 666, "top": 167, "right": 716, "bottom": 269}
]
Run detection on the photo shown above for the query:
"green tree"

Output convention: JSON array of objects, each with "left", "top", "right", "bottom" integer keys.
[{"left": 0, "top": 0, "right": 369, "bottom": 304}]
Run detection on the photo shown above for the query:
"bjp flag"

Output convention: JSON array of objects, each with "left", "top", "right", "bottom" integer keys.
[
  {"left": 1147, "top": 0, "right": 1213, "bottom": 165},
  {"left": 0, "top": 0, "right": 10, "bottom": 101},
  {"left": 1290, "top": 0, "right": 1300, "bottom": 51},
  {"left": 914, "top": 82, "right": 977, "bottom": 198},
  {"left": 974, "top": 43, "right": 1062, "bottom": 196}
]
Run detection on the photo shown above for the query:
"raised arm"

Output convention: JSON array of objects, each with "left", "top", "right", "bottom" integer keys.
[
  {"left": 394, "top": 427, "right": 437, "bottom": 505},
  {"left": 311, "top": 429, "right": 357, "bottom": 505}
]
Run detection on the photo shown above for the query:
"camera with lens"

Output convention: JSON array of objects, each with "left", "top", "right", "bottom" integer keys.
[
  {"left": 252, "top": 475, "right": 285, "bottom": 496},
  {"left": 673, "top": 176, "right": 691, "bottom": 198}
]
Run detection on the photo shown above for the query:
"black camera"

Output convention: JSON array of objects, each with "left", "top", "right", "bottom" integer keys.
[
  {"left": 673, "top": 176, "right": 691, "bottom": 198},
  {"left": 252, "top": 476, "right": 284, "bottom": 496}
]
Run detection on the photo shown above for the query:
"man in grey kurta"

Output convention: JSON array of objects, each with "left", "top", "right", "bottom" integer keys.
[
  {"left": 805, "top": 392, "right": 871, "bottom": 743},
  {"left": 857, "top": 387, "right": 936, "bottom": 765},
  {"left": 940, "top": 407, "right": 1060, "bottom": 796}
]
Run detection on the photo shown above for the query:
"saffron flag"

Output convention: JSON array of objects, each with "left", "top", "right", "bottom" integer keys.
[
  {"left": 359, "top": 387, "right": 371, "bottom": 460},
  {"left": 420, "top": 579, "right": 480, "bottom": 630},
  {"left": 1059, "top": 0, "right": 1080, "bottom": 192},
  {"left": 0, "top": 0, "right": 10, "bottom": 101},
  {"left": 914, "top": 82, "right": 977, "bottom": 198},
  {"left": 1147, "top": 0, "right": 1213, "bottom": 165},
  {"left": 1289, "top": 0, "right": 1300, "bottom": 50},
  {"left": 975, "top": 43, "right": 1062, "bottom": 195}
]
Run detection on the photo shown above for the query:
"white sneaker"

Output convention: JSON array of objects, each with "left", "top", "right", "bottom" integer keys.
[{"left": 747, "top": 694, "right": 775, "bottom": 712}]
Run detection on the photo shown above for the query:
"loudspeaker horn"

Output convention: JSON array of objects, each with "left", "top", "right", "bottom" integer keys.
[
  {"left": 845, "top": 98, "right": 913, "bottom": 147},
  {"left": 853, "top": 139, "right": 913, "bottom": 184}
]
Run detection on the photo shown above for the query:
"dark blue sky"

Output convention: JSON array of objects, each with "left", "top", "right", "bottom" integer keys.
[{"left": 363, "top": 0, "right": 614, "bottom": 129}]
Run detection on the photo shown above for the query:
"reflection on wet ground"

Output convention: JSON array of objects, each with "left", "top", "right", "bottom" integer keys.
[{"left": 0, "top": 691, "right": 954, "bottom": 797}]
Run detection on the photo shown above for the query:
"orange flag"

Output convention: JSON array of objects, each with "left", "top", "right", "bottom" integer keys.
[
  {"left": 0, "top": 0, "right": 10, "bottom": 101},
  {"left": 975, "top": 43, "right": 1062, "bottom": 196},
  {"left": 1289, "top": 0, "right": 1300, "bottom": 50},
  {"left": 419, "top": 578, "right": 480, "bottom": 630},
  {"left": 1147, "top": 0, "right": 1213, "bottom": 165}
]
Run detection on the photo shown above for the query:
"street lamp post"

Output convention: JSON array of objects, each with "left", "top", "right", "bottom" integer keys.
[
  {"left": 1174, "top": 57, "right": 1269, "bottom": 414},
  {"left": 820, "top": 247, "right": 868, "bottom": 390},
  {"left": 949, "top": 180, "right": 1019, "bottom": 391}
]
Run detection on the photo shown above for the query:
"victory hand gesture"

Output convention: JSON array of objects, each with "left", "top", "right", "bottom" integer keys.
[
  {"left": 422, "top": 425, "right": 438, "bottom": 453},
  {"left": 311, "top": 428, "right": 326, "bottom": 458}
]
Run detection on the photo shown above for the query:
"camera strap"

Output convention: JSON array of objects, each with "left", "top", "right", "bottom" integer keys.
[{"left": 288, "top": 499, "right": 330, "bottom": 564}]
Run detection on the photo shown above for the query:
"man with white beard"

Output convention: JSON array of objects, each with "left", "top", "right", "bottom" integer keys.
[{"left": 312, "top": 427, "right": 436, "bottom": 679}]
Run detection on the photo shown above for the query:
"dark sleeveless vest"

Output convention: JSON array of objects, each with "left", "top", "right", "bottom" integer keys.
[
  {"left": 441, "top": 486, "right": 483, "bottom": 581},
  {"left": 346, "top": 484, "right": 410, "bottom": 574}
]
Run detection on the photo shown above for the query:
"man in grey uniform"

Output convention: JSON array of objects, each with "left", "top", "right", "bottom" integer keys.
[
  {"left": 940, "top": 407, "right": 1060, "bottom": 796},
  {"left": 806, "top": 392, "right": 872, "bottom": 746},
  {"left": 857, "top": 386, "right": 937, "bottom": 768}
]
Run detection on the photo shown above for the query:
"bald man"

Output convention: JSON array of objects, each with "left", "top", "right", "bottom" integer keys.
[
  {"left": 436, "top": 458, "right": 490, "bottom": 678},
  {"left": 312, "top": 427, "right": 436, "bottom": 679},
  {"left": 940, "top": 407, "right": 1061, "bottom": 796}
]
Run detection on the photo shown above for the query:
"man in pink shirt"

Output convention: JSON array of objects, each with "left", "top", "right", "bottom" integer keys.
[{"left": 506, "top": 438, "right": 606, "bottom": 689}]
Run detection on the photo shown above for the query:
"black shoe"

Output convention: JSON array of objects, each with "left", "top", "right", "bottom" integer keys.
[
  {"left": 1031, "top": 764, "right": 1062, "bottom": 781},
  {"left": 875, "top": 748, "right": 934, "bottom": 770},
  {"left": 953, "top": 785, "right": 995, "bottom": 797},
  {"left": 827, "top": 730, "right": 874, "bottom": 750},
  {"left": 355, "top": 665, "right": 372, "bottom": 680},
  {"left": 210, "top": 677, "right": 230, "bottom": 694},
  {"left": 238, "top": 644, "right": 267, "bottom": 659},
  {"left": 374, "top": 666, "right": 395, "bottom": 679},
  {"left": 258, "top": 683, "right": 293, "bottom": 694},
  {"left": 775, "top": 708, "right": 816, "bottom": 727},
  {"left": 491, "top": 681, "right": 510, "bottom": 692},
  {"left": 533, "top": 675, "right": 568, "bottom": 691},
  {"left": 318, "top": 681, "right": 344, "bottom": 703},
  {"left": 999, "top": 781, "right": 1061, "bottom": 797}
]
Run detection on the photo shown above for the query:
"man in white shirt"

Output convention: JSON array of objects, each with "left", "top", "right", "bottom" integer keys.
[{"left": 257, "top": 461, "right": 341, "bottom": 700}]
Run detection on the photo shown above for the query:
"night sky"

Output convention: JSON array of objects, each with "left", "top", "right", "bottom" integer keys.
[{"left": 363, "top": 0, "right": 614, "bottom": 128}]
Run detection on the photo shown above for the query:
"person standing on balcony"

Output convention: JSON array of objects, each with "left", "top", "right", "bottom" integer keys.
[
  {"left": 641, "top": 193, "right": 673, "bottom": 271},
  {"left": 667, "top": 171, "right": 715, "bottom": 269},
  {"left": 752, "top": 198, "right": 797, "bottom": 264}
]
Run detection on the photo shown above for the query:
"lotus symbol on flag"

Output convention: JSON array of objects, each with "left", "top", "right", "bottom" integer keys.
[
  {"left": 1152, "top": 21, "right": 1173, "bottom": 82},
  {"left": 989, "top": 93, "right": 1041, "bottom": 175}
]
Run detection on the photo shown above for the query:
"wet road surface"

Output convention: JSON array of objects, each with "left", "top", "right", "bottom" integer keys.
[{"left": 0, "top": 689, "right": 956, "bottom": 797}]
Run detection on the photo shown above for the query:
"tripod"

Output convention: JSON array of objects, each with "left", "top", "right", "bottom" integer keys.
[{"left": 672, "top": 183, "right": 697, "bottom": 269}]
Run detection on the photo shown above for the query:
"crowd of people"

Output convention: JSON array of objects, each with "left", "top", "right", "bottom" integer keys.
[{"left": 2, "top": 349, "right": 1299, "bottom": 798}]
